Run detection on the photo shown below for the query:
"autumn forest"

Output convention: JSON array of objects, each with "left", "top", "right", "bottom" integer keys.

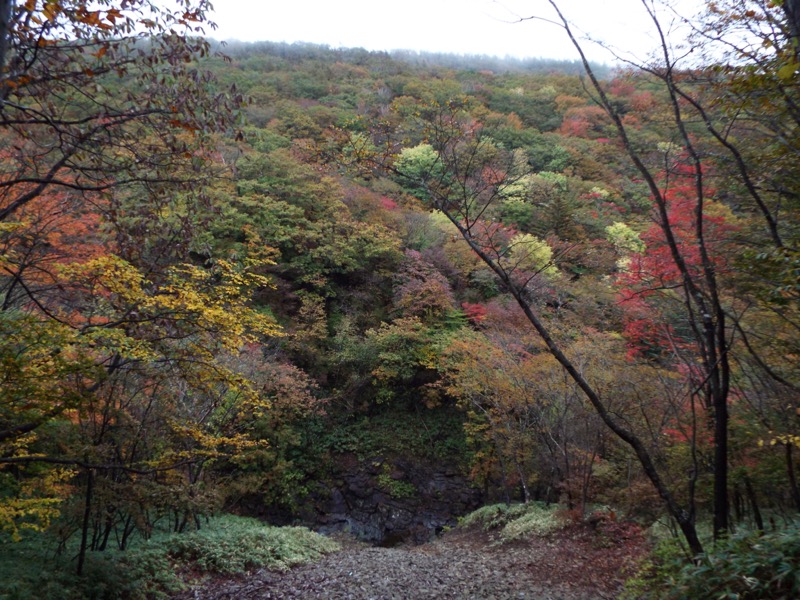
[{"left": 0, "top": 1, "right": 799, "bottom": 598}]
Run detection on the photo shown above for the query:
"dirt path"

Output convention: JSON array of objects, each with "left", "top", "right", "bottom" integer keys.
[{"left": 176, "top": 525, "right": 644, "bottom": 599}]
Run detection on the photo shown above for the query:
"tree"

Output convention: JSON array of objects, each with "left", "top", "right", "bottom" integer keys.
[
  {"left": 538, "top": 0, "right": 800, "bottom": 543},
  {"left": 0, "top": 0, "right": 236, "bottom": 224},
  {"left": 0, "top": 1, "right": 287, "bottom": 566},
  {"left": 343, "top": 88, "right": 709, "bottom": 554}
]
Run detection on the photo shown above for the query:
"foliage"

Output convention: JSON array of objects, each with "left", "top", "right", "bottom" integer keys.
[
  {"left": 606, "top": 221, "right": 645, "bottom": 255},
  {"left": 0, "top": 514, "right": 339, "bottom": 599},
  {"left": 0, "top": 0, "right": 237, "bottom": 224},
  {"left": 1, "top": 1, "right": 799, "bottom": 577},
  {"left": 627, "top": 523, "right": 800, "bottom": 600},
  {"left": 459, "top": 502, "right": 566, "bottom": 540},
  {"left": 504, "top": 233, "right": 558, "bottom": 278},
  {"left": 312, "top": 406, "right": 468, "bottom": 463},
  {"left": 393, "top": 143, "right": 449, "bottom": 202},
  {"left": 376, "top": 464, "right": 417, "bottom": 499},
  {"left": 163, "top": 516, "right": 340, "bottom": 574}
]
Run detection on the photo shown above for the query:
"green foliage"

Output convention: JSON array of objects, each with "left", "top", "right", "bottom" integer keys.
[
  {"left": 376, "top": 464, "right": 417, "bottom": 499},
  {"left": 459, "top": 502, "right": 566, "bottom": 540},
  {"left": 505, "top": 233, "right": 558, "bottom": 277},
  {"left": 0, "top": 515, "right": 339, "bottom": 600},
  {"left": 311, "top": 406, "right": 468, "bottom": 463},
  {"left": 393, "top": 144, "right": 448, "bottom": 202},
  {"left": 163, "top": 516, "right": 340, "bottom": 574},
  {"left": 606, "top": 221, "right": 646, "bottom": 255},
  {"left": 626, "top": 523, "right": 800, "bottom": 600},
  {"left": 620, "top": 535, "right": 686, "bottom": 600}
]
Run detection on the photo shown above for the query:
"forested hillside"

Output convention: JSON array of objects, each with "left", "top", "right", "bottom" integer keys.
[{"left": 1, "top": 1, "right": 798, "bottom": 598}]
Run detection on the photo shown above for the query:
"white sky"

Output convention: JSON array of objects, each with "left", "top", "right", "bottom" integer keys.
[{"left": 208, "top": 0, "right": 705, "bottom": 63}]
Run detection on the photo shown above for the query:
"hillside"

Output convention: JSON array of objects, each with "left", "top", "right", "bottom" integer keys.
[{"left": 1, "top": 3, "right": 799, "bottom": 598}]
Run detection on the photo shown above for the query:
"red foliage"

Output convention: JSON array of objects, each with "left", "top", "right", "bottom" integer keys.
[
  {"left": 630, "top": 91, "right": 655, "bottom": 112},
  {"left": 481, "top": 165, "right": 507, "bottom": 186},
  {"left": 608, "top": 79, "right": 636, "bottom": 97},
  {"left": 379, "top": 196, "right": 399, "bottom": 211},
  {"left": 616, "top": 164, "right": 737, "bottom": 359},
  {"left": 559, "top": 105, "right": 610, "bottom": 139},
  {"left": 461, "top": 302, "right": 488, "bottom": 324}
]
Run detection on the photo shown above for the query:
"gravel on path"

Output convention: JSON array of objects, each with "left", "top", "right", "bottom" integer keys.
[{"left": 176, "top": 525, "right": 643, "bottom": 600}]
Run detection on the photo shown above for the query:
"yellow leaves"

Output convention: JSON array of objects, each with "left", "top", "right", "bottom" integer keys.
[
  {"left": 83, "top": 327, "right": 156, "bottom": 362},
  {"left": 42, "top": 1, "right": 61, "bottom": 23},
  {"left": 0, "top": 310, "right": 90, "bottom": 440},
  {"left": 777, "top": 62, "right": 799, "bottom": 82},
  {"left": 59, "top": 255, "right": 281, "bottom": 353},
  {"left": 59, "top": 255, "right": 145, "bottom": 305},
  {"left": 0, "top": 497, "right": 63, "bottom": 541},
  {"left": 759, "top": 434, "right": 800, "bottom": 448},
  {"left": 0, "top": 467, "right": 75, "bottom": 541},
  {"left": 167, "top": 422, "right": 267, "bottom": 461}
]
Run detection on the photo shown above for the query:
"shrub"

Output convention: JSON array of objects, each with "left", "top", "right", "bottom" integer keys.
[
  {"left": 499, "top": 505, "right": 566, "bottom": 540},
  {"left": 165, "top": 516, "right": 340, "bottom": 574},
  {"left": 0, "top": 514, "right": 340, "bottom": 599},
  {"left": 459, "top": 502, "right": 566, "bottom": 540},
  {"left": 625, "top": 522, "right": 800, "bottom": 600}
]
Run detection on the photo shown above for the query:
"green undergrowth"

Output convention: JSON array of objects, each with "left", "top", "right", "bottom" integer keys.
[
  {"left": 459, "top": 501, "right": 567, "bottom": 541},
  {"left": 623, "top": 520, "right": 800, "bottom": 600},
  {"left": 0, "top": 514, "right": 339, "bottom": 600},
  {"left": 312, "top": 405, "right": 469, "bottom": 463}
]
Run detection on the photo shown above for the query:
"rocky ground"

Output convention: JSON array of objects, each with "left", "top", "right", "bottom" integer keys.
[{"left": 174, "top": 522, "right": 647, "bottom": 599}]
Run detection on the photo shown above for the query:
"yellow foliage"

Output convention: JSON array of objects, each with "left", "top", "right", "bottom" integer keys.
[
  {"left": 0, "top": 467, "right": 75, "bottom": 541},
  {"left": 760, "top": 434, "right": 800, "bottom": 448}
]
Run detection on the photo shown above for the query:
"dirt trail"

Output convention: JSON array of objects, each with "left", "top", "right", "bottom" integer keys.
[{"left": 175, "top": 524, "right": 644, "bottom": 600}]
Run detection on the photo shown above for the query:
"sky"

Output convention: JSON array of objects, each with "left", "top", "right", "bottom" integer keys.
[{"left": 209, "top": 0, "right": 706, "bottom": 63}]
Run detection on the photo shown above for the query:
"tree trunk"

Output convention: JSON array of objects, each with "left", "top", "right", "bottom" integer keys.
[
  {"left": 786, "top": 442, "right": 800, "bottom": 513},
  {"left": 784, "top": 0, "right": 800, "bottom": 58},
  {"left": 0, "top": 0, "right": 12, "bottom": 77},
  {"left": 713, "top": 391, "right": 729, "bottom": 540},
  {"left": 451, "top": 223, "right": 705, "bottom": 555},
  {"left": 77, "top": 468, "right": 94, "bottom": 577},
  {"left": 743, "top": 476, "right": 764, "bottom": 532}
]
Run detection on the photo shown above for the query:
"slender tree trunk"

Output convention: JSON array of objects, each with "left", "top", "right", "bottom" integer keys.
[
  {"left": 784, "top": 0, "right": 800, "bottom": 58},
  {"left": 450, "top": 222, "right": 705, "bottom": 555},
  {"left": 580, "top": 446, "right": 599, "bottom": 519},
  {"left": 516, "top": 462, "right": 531, "bottom": 503},
  {"left": 77, "top": 468, "right": 94, "bottom": 577},
  {"left": 713, "top": 392, "right": 729, "bottom": 539},
  {"left": 119, "top": 514, "right": 134, "bottom": 551},
  {"left": 786, "top": 443, "right": 800, "bottom": 513},
  {"left": 0, "top": 0, "right": 13, "bottom": 77},
  {"left": 98, "top": 509, "right": 115, "bottom": 552},
  {"left": 743, "top": 476, "right": 764, "bottom": 532},
  {"left": 733, "top": 486, "right": 743, "bottom": 524}
]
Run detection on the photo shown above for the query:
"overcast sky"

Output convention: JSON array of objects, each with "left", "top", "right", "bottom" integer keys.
[{"left": 209, "top": 0, "right": 705, "bottom": 63}]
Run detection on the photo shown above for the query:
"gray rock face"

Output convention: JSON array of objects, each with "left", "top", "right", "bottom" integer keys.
[{"left": 311, "top": 455, "right": 482, "bottom": 545}]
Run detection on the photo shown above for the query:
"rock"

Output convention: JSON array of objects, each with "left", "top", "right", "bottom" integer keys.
[{"left": 266, "top": 454, "right": 482, "bottom": 546}]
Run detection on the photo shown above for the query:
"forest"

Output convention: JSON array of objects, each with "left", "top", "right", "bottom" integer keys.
[{"left": 0, "top": 0, "right": 798, "bottom": 598}]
